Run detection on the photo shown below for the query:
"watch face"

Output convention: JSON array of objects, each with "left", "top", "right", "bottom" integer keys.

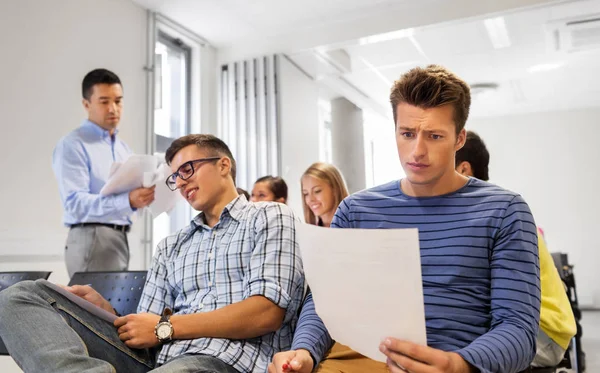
[{"left": 157, "top": 323, "right": 172, "bottom": 339}]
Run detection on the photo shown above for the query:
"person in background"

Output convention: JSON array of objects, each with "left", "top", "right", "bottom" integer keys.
[
  {"left": 454, "top": 130, "right": 489, "bottom": 182},
  {"left": 271, "top": 65, "right": 540, "bottom": 373},
  {"left": 300, "top": 162, "right": 348, "bottom": 227},
  {"left": 52, "top": 68, "right": 155, "bottom": 277},
  {"left": 456, "top": 129, "right": 576, "bottom": 368},
  {"left": 251, "top": 175, "right": 289, "bottom": 203}
]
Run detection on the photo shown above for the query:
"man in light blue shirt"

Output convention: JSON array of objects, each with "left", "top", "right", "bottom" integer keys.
[{"left": 53, "top": 68, "right": 155, "bottom": 277}]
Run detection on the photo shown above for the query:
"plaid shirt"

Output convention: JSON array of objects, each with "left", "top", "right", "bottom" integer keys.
[{"left": 138, "top": 196, "right": 305, "bottom": 372}]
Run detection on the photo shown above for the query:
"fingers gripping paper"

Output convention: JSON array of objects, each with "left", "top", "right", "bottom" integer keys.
[
  {"left": 296, "top": 224, "right": 426, "bottom": 363},
  {"left": 100, "top": 154, "right": 181, "bottom": 217}
]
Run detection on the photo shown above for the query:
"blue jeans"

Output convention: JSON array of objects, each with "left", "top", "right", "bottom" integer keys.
[{"left": 0, "top": 280, "right": 239, "bottom": 373}]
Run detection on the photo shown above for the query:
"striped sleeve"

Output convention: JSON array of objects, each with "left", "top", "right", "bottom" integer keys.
[
  {"left": 331, "top": 199, "right": 352, "bottom": 229},
  {"left": 291, "top": 291, "right": 334, "bottom": 366},
  {"left": 456, "top": 195, "right": 541, "bottom": 373}
]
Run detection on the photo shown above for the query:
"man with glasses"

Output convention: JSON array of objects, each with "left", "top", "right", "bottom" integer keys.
[
  {"left": 1, "top": 134, "right": 305, "bottom": 373},
  {"left": 52, "top": 68, "right": 156, "bottom": 277}
]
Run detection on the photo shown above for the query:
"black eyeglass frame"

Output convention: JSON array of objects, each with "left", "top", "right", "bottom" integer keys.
[{"left": 165, "top": 157, "right": 221, "bottom": 191}]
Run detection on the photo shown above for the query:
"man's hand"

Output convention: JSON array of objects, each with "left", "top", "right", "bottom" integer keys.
[
  {"left": 268, "top": 349, "right": 314, "bottom": 373},
  {"left": 60, "top": 284, "right": 114, "bottom": 314},
  {"left": 379, "top": 338, "right": 475, "bottom": 373},
  {"left": 129, "top": 186, "right": 156, "bottom": 209},
  {"left": 114, "top": 313, "right": 161, "bottom": 349}
]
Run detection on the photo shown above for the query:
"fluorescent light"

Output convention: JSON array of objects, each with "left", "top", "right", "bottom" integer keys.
[
  {"left": 357, "top": 56, "right": 392, "bottom": 87},
  {"left": 484, "top": 17, "right": 511, "bottom": 49},
  {"left": 528, "top": 62, "right": 564, "bottom": 73},
  {"left": 359, "top": 28, "right": 415, "bottom": 45}
]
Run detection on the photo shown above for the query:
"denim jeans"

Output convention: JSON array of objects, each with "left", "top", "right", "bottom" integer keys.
[{"left": 0, "top": 280, "right": 239, "bottom": 373}]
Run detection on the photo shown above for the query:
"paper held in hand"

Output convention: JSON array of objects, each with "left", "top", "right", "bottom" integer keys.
[
  {"left": 38, "top": 279, "right": 118, "bottom": 323},
  {"left": 296, "top": 224, "right": 426, "bottom": 363},
  {"left": 99, "top": 154, "right": 181, "bottom": 217}
]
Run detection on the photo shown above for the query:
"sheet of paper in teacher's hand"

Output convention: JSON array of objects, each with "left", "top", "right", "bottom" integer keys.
[
  {"left": 143, "top": 163, "right": 182, "bottom": 217},
  {"left": 100, "top": 154, "right": 181, "bottom": 217},
  {"left": 296, "top": 224, "right": 426, "bottom": 363},
  {"left": 100, "top": 154, "right": 159, "bottom": 196}
]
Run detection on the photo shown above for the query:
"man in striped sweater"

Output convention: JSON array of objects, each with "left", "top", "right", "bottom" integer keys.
[{"left": 270, "top": 65, "right": 540, "bottom": 373}]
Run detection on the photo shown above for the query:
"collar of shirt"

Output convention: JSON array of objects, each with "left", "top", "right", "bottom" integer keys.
[
  {"left": 81, "top": 119, "right": 119, "bottom": 142},
  {"left": 190, "top": 194, "right": 249, "bottom": 232}
]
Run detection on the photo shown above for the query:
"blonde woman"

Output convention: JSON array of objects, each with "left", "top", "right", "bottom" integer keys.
[
  {"left": 270, "top": 163, "right": 388, "bottom": 373},
  {"left": 301, "top": 162, "right": 348, "bottom": 227}
]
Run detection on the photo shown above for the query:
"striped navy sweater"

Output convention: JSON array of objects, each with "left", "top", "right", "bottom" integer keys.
[{"left": 291, "top": 178, "right": 540, "bottom": 373}]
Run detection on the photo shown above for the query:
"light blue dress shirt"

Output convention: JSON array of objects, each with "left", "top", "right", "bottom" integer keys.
[{"left": 52, "top": 120, "right": 134, "bottom": 226}]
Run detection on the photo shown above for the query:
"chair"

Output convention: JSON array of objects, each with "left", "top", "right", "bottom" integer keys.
[
  {"left": 0, "top": 271, "right": 52, "bottom": 355},
  {"left": 68, "top": 271, "right": 148, "bottom": 316},
  {"left": 550, "top": 252, "right": 586, "bottom": 373}
]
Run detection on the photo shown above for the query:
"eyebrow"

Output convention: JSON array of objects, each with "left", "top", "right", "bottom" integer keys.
[
  {"left": 398, "top": 126, "right": 449, "bottom": 134},
  {"left": 98, "top": 96, "right": 123, "bottom": 100}
]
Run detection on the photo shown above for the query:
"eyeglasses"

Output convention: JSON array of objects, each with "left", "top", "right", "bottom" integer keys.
[{"left": 165, "top": 157, "right": 221, "bottom": 191}]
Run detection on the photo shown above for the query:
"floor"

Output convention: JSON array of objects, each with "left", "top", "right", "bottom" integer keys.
[{"left": 580, "top": 310, "right": 600, "bottom": 372}]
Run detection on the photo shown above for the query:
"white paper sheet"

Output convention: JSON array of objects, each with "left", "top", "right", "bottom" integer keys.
[
  {"left": 39, "top": 280, "right": 118, "bottom": 323},
  {"left": 100, "top": 154, "right": 158, "bottom": 196},
  {"left": 145, "top": 163, "right": 182, "bottom": 217},
  {"left": 296, "top": 224, "right": 426, "bottom": 363},
  {"left": 100, "top": 154, "right": 181, "bottom": 217}
]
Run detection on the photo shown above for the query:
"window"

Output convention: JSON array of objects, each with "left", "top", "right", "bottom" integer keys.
[{"left": 152, "top": 32, "right": 192, "bottom": 251}]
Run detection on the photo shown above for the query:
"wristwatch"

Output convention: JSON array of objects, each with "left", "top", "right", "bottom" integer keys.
[{"left": 154, "top": 308, "right": 174, "bottom": 343}]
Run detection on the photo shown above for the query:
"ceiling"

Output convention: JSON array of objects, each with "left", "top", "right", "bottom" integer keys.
[
  {"left": 131, "top": 0, "right": 600, "bottom": 118},
  {"left": 289, "top": 0, "right": 600, "bottom": 118},
  {"left": 132, "top": 0, "right": 571, "bottom": 61}
]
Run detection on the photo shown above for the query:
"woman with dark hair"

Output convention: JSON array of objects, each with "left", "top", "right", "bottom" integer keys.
[{"left": 251, "top": 176, "right": 288, "bottom": 203}]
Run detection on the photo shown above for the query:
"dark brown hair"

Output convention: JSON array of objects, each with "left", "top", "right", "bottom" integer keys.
[
  {"left": 390, "top": 64, "right": 471, "bottom": 134},
  {"left": 82, "top": 68, "right": 121, "bottom": 100},
  {"left": 455, "top": 130, "right": 490, "bottom": 181},
  {"left": 255, "top": 175, "right": 288, "bottom": 203},
  {"left": 236, "top": 187, "right": 250, "bottom": 199},
  {"left": 165, "top": 134, "right": 236, "bottom": 183}
]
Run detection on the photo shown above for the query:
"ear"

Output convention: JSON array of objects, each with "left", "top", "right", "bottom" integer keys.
[
  {"left": 455, "top": 128, "right": 467, "bottom": 151},
  {"left": 219, "top": 157, "right": 232, "bottom": 178},
  {"left": 82, "top": 98, "right": 90, "bottom": 111},
  {"left": 456, "top": 161, "right": 473, "bottom": 177}
]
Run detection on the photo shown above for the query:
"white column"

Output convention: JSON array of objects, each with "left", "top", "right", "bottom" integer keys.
[{"left": 331, "top": 97, "right": 366, "bottom": 193}]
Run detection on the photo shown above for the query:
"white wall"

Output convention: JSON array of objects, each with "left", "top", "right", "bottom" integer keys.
[
  {"left": 0, "top": 0, "right": 148, "bottom": 289},
  {"left": 278, "top": 57, "right": 321, "bottom": 217},
  {"left": 0, "top": 0, "right": 148, "bottom": 370},
  {"left": 468, "top": 107, "right": 600, "bottom": 308}
]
